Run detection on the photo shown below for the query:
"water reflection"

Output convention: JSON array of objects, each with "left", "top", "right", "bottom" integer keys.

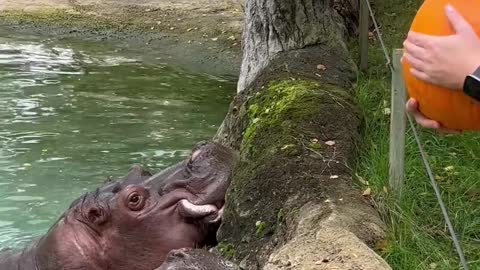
[{"left": 0, "top": 32, "right": 235, "bottom": 249}]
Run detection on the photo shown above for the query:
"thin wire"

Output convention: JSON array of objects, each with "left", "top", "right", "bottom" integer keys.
[
  {"left": 362, "top": 0, "right": 469, "bottom": 268},
  {"left": 407, "top": 116, "right": 469, "bottom": 270},
  {"left": 364, "top": 0, "right": 392, "bottom": 69}
]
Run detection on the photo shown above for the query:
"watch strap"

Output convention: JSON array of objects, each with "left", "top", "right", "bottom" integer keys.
[
  {"left": 463, "top": 66, "right": 480, "bottom": 102},
  {"left": 473, "top": 65, "right": 480, "bottom": 79}
]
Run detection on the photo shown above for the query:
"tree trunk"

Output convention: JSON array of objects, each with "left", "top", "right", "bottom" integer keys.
[{"left": 214, "top": 0, "right": 391, "bottom": 269}]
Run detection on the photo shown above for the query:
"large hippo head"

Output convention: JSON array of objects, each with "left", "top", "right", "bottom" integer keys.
[{"left": 33, "top": 141, "right": 238, "bottom": 270}]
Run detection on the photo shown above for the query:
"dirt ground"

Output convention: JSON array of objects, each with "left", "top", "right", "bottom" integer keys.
[
  {"left": 0, "top": 0, "right": 245, "bottom": 77},
  {"left": 0, "top": 0, "right": 244, "bottom": 12}
]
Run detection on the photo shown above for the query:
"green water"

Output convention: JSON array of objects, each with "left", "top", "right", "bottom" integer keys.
[{"left": 0, "top": 29, "right": 236, "bottom": 249}]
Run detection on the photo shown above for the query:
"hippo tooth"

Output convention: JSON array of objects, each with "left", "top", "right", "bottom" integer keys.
[
  {"left": 209, "top": 205, "right": 225, "bottom": 224},
  {"left": 178, "top": 199, "right": 218, "bottom": 219}
]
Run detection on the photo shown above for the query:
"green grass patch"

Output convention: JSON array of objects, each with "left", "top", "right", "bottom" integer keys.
[{"left": 349, "top": 0, "right": 480, "bottom": 269}]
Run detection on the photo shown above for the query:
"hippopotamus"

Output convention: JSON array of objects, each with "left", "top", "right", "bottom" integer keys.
[
  {"left": 157, "top": 248, "right": 240, "bottom": 270},
  {"left": 0, "top": 141, "right": 238, "bottom": 270}
]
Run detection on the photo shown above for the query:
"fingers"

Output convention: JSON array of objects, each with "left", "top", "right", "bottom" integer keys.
[
  {"left": 444, "top": 4, "right": 477, "bottom": 37},
  {"left": 408, "top": 67, "right": 432, "bottom": 84},
  {"left": 405, "top": 99, "right": 461, "bottom": 134},
  {"left": 402, "top": 36, "right": 434, "bottom": 83},
  {"left": 405, "top": 99, "right": 441, "bottom": 130},
  {"left": 403, "top": 38, "right": 428, "bottom": 61},
  {"left": 405, "top": 31, "right": 434, "bottom": 49}
]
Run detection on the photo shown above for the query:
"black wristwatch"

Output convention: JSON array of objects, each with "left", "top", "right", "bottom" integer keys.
[{"left": 463, "top": 66, "right": 480, "bottom": 102}]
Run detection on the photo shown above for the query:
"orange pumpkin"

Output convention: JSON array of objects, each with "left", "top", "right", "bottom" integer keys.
[{"left": 402, "top": 0, "right": 480, "bottom": 131}]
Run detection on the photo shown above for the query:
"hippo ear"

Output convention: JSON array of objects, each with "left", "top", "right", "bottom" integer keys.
[{"left": 85, "top": 206, "right": 109, "bottom": 226}]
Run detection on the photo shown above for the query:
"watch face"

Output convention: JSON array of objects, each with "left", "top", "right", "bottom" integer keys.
[{"left": 464, "top": 75, "right": 480, "bottom": 102}]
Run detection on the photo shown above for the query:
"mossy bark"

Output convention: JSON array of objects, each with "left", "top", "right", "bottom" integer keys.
[{"left": 214, "top": 0, "right": 391, "bottom": 269}]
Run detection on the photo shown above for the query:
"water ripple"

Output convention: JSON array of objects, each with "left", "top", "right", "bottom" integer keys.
[{"left": 0, "top": 30, "right": 234, "bottom": 250}]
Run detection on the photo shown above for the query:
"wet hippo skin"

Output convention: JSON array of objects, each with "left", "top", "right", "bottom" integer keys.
[{"left": 0, "top": 141, "right": 238, "bottom": 270}]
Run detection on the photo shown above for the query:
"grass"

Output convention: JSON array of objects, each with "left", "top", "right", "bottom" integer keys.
[{"left": 349, "top": 0, "right": 480, "bottom": 269}]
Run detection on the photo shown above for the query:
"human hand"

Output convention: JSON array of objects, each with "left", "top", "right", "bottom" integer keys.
[
  {"left": 402, "top": 4, "right": 480, "bottom": 90},
  {"left": 405, "top": 98, "right": 461, "bottom": 134}
]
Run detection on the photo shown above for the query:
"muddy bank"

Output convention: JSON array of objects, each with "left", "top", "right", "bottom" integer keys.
[{"left": 0, "top": 0, "right": 245, "bottom": 76}]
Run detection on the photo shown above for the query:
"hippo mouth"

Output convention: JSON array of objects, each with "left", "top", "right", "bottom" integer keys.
[{"left": 177, "top": 199, "right": 225, "bottom": 224}]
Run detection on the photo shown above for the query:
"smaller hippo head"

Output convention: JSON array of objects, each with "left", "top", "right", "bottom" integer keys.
[{"left": 35, "top": 141, "right": 238, "bottom": 270}]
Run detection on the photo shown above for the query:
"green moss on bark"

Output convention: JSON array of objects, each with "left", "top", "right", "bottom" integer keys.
[
  {"left": 218, "top": 78, "right": 363, "bottom": 264},
  {"left": 217, "top": 242, "right": 235, "bottom": 259},
  {"left": 241, "top": 79, "right": 355, "bottom": 158}
]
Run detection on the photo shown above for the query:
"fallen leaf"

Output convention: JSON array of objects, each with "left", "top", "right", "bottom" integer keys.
[
  {"left": 363, "top": 187, "right": 372, "bottom": 196},
  {"left": 316, "top": 64, "right": 327, "bottom": 71},
  {"left": 375, "top": 239, "right": 389, "bottom": 252},
  {"left": 355, "top": 173, "right": 369, "bottom": 186},
  {"left": 444, "top": 165, "right": 454, "bottom": 171},
  {"left": 325, "top": 140, "right": 336, "bottom": 146},
  {"left": 281, "top": 144, "right": 295, "bottom": 150},
  {"left": 186, "top": 28, "right": 193, "bottom": 32}
]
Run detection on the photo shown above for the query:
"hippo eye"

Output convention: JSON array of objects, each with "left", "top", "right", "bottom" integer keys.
[{"left": 126, "top": 191, "right": 145, "bottom": 211}]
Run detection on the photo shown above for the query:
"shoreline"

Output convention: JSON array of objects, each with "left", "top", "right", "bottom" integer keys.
[{"left": 0, "top": 0, "right": 245, "bottom": 77}]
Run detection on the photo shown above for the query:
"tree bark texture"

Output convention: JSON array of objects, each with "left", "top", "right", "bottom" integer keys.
[
  {"left": 237, "top": 0, "right": 359, "bottom": 93},
  {"left": 214, "top": 0, "right": 391, "bottom": 269}
]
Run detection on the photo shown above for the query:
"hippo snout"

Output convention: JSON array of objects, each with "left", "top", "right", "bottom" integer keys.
[
  {"left": 5, "top": 141, "right": 238, "bottom": 270},
  {"left": 147, "top": 141, "right": 238, "bottom": 223}
]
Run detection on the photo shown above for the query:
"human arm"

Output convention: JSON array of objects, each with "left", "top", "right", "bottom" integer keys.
[{"left": 401, "top": 4, "right": 480, "bottom": 132}]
